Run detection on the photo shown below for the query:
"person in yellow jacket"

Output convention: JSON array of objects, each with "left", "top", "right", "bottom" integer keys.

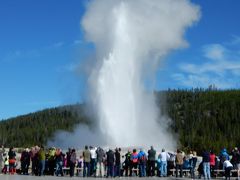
[
  {"left": 48, "top": 147, "right": 56, "bottom": 175},
  {"left": 38, "top": 146, "right": 46, "bottom": 176},
  {"left": 2, "top": 157, "right": 9, "bottom": 174}
]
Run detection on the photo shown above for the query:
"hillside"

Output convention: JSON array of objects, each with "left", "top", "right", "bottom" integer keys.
[
  {"left": 0, "top": 104, "right": 91, "bottom": 147},
  {"left": 156, "top": 88, "right": 240, "bottom": 152},
  {"left": 1, "top": 89, "right": 240, "bottom": 152}
]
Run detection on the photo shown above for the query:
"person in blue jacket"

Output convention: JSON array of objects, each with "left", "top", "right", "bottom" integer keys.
[{"left": 138, "top": 148, "right": 147, "bottom": 177}]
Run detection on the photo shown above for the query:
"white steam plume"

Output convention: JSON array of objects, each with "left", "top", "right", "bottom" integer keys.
[
  {"left": 48, "top": 125, "right": 106, "bottom": 149},
  {"left": 82, "top": 0, "right": 200, "bottom": 149}
]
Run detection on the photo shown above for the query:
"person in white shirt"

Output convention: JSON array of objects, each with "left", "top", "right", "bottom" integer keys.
[
  {"left": 223, "top": 157, "right": 233, "bottom": 180},
  {"left": 159, "top": 148, "right": 170, "bottom": 177},
  {"left": 90, "top": 146, "right": 97, "bottom": 176}
]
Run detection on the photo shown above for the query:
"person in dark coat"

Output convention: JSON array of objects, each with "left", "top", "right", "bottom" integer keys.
[
  {"left": 96, "top": 147, "right": 105, "bottom": 177},
  {"left": 8, "top": 147, "right": 16, "bottom": 174},
  {"left": 30, "top": 146, "right": 39, "bottom": 176},
  {"left": 20, "top": 148, "right": 30, "bottom": 175},
  {"left": 202, "top": 149, "right": 211, "bottom": 179},
  {"left": 189, "top": 151, "right": 197, "bottom": 179},
  {"left": 148, "top": 146, "right": 156, "bottom": 176},
  {"left": 55, "top": 149, "right": 64, "bottom": 176},
  {"left": 123, "top": 150, "right": 131, "bottom": 176},
  {"left": 198, "top": 161, "right": 204, "bottom": 179},
  {"left": 66, "top": 148, "right": 72, "bottom": 175},
  {"left": 106, "top": 149, "right": 115, "bottom": 177},
  {"left": 115, "top": 148, "right": 121, "bottom": 177},
  {"left": 69, "top": 149, "right": 76, "bottom": 177}
]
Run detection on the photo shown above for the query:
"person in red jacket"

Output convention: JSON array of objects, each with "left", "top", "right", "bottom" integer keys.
[
  {"left": 8, "top": 147, "right": 16, "bottom": 175},
  {"left": 209, "top": 150, "right": 216, "bottom": 177},
  {"left": 130, "top": 149, "right": 138, "bottom": 176}
]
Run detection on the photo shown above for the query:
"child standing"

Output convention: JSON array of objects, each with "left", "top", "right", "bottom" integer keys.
[{"left": 2, "top": 157, "right": 8, "bottom": 174}]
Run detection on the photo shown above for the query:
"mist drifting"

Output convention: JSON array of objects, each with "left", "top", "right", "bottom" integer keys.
[{"left": 82, "top": 0, "right": 200, "bottom": 149}]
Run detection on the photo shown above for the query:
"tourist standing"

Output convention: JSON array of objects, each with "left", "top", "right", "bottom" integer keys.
[
  {"left": 66, "top": 148, "right": 72, "bottom": 172},
  {"left": 148, "top": 146, "right": 156, "bottom": 176},
  {"left": 231, "top": 147, "right": 240, "bottom": 169},
  {"left": 30, "top": 146, "right": 39, "bottom": 176},
  {"left": 138, "top": 148, "right": 147, "bottom": 177},
  {"left": 69, "top": 149, "right": 76, "bottom": 177},
  {"left": 175, "top": 149, "right": 184, "bottom": 178},
  {"left": 76, "top": 155, "right": 83, "bottom": 176},
  {"left": 159, "top": 148, "right": 170, "bottom": 177},
  {"left": 48, "top": 147, "right": 56, "bottom": 176},
  {"left": 96, "top": 147, "right": 105, "bottom": 177},
  {"left": 8, "top": 147, "right": 16, "bottom": 174},
  {"left": 202, "top": 149, "right": 211, "bottom": 179},
  {"left": 223, "top": 157, "right": 233, "bottom": 180},
  {"left": 115, "top": 148, "right": 121, "bottom": 177},
  {"left": 90, "top": 146, "right": 97, "bottom": 176},
  {"left": 0, "top": 145, "right": 5, "bottom": 174},
  {"left": 38, "top": 146, "right": 45, "bottom": 176},
  {"left": 209, "top": 150, "right": 216, "bottom": 177},
  {"left": 189, "top": 151, "right": 198, "bottom": 179},
  {"left": 219, "top": 148, "right": 230, "bottom": 169},
  {"left": 55, "top": 148, "right": 64, "bottom": 176},
  {"left": 130, "top": 149, "right": 138, "bottom": 176},
  {"left": 83, "top": 145, "right": 91, "bottom": 177},
  {"left": 20, "top": 148, "right": 30, "bottom": 175},
  {"left": 106, "top": 149, "right": 115, "bottom": 177},
  {"left": 2, "top": 157, "right": 8, "bottom": 174},
  {"left": 234, "top": 148, "right": 240, "bottom": 180},
  {"left": 124, "top": 150, "right": 131, "bottom": 176}
]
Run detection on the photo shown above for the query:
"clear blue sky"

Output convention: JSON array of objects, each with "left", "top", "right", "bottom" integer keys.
[{"left": 1, "top": 0, "right": 240, "bottom": 119}]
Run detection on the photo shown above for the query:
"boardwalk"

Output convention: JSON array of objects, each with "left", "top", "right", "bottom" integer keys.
[
  {"left": 0, "top": 175, "right": 173, "bottom": 180},
  {"left": 0, "top": 175, "right": 237, "bottom": 180}
]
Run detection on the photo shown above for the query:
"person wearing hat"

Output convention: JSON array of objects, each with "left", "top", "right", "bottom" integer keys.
[{"left": 231, "top": 147, "right": 240, "bottom": 169}]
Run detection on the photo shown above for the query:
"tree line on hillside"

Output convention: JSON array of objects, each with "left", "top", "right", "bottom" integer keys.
[
  {"left": 156, "top": 88, "right": 240, "bottom": 153},
  {"left": 0, "top": 104, "right": 91, "bottom": 147},
  {"left": 0, "top": 89, "right": 240, "bottom": 153}
]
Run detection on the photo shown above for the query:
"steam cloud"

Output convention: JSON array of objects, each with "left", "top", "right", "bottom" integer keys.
[
  {"left": 50, "top": 0, "right": 200, "bottom": 150},
  {"left": 81, "top": 0, "right": 200, "bottom": 150},
  {"left": 48, "top": 125, "right": 107, "bottom": 149}
]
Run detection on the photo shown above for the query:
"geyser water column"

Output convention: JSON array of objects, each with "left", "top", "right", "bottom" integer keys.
[{"left": 82, "top": 0, "right": 200, "bottom": 149}]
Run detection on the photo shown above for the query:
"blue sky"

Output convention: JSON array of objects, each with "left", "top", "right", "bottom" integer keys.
[{"left": 1, "top": 0, "right": 240, "bottom": 119}]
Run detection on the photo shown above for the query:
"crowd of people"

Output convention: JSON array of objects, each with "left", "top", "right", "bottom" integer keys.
[{"left": 0, "top": 144, "right": 240, "bottom": 179}]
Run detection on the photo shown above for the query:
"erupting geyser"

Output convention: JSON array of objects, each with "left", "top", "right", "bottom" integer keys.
[{"left": 82, "top": 0, "right": 200, "bottom": 149}]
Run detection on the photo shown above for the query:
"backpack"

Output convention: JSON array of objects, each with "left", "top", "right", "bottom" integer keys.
[
  {"left": 131, "top": 153, "right": 138, "bottom": 163},
  {"left": 139, "top": 154, "right": 146, "bottom": 163}
]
